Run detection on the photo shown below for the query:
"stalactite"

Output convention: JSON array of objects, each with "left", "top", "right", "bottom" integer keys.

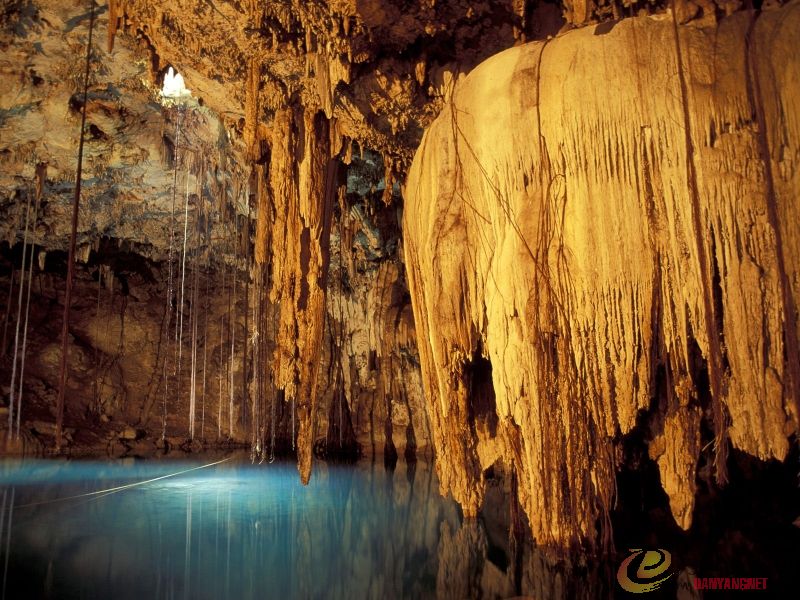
[
  {"left": 107, "top": 0, "right": 123, "bottom": 53},
  {"left": 404, "top": 8, "right": 800, "bottom": 549},
  {"left": 670, "top": 0, "right": 728, "bottom": 484},
  {"left": 744, "top": 8, "right": 800, "bottom": 430},
  {"left": 253, "top": 175, "right": 270, "bottom": 442},
  {"left": 244, "top": 58, "right": 261, "bottom": 164},
  {"left": 55, "top": 0, "right": 96, "bottom": 450},
  {"left": 265, "top": 106, "right": 336, "bottom": 482}
]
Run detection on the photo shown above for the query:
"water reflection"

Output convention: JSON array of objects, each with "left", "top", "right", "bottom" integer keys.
[{"left": 0, "top": 458, "right": 612, "bottom": 599}]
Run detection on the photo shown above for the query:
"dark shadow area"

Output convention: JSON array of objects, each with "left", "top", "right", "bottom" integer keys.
[{"left": 464, "top": 342, "right": 498, "bottom": 437}]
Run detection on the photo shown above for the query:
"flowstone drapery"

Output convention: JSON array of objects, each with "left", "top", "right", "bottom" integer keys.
[{"left": 405, "top": 6, "right": 800, "bottom": 549}]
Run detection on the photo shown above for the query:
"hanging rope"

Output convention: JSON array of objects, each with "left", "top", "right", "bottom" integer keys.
[
  {"left": 7, "top": 187, "right": 33, "bottom": 439},
  {"left": 243, "top": 194, "right": 251, "bottom": 438},
  {"left": 201, "top": 198, "right": 210, "bottom": 441},
  {"left": 55, "top": 0, "right": 96, "bottom": 450},
  {"left": 163, "top": 107, "right": 183, "bottom": 442},
  {"left": 14, "top": 166, "right": 45, "bottom": 440},
  {"left": 337, "top": 191, "right": 347, "bottom": 449},
  {"left": 177, "top": 161, "right": 191, "bottom": 370},
  {"left": 92, "top": 263, "right": 103, "bottom": 409},
  {"left": 218, "top": 251, "right": 226, "bottom": 441},
  {"left": 229, "top": 206, "right": 237, "bottom": 439},
  {"left": 189, "top": 205, "right": 200, "bottom": 440}
]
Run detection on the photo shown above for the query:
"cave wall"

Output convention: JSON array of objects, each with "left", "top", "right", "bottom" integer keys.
[
  {"left": 0, "top": 0, "right": 431, "bottom": 463},
  {"left": 404, "top": 4, "right": 800, "bottom": 549},
  {"left": 0, "top": 251, "right": 248, "bottom": 455},
  {"left": 314, "top": 155, "right": 431, "bottom": 461},
  {"left": 0, "top": 0, "right": 250, "bottom": 258},
  {"left": 0, "top": 0, "right": 251, "bottom": 452}
]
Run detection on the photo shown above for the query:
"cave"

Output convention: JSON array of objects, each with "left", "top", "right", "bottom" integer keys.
[{"left": 1, "top": 0, "right": 798, "bottom": 598}]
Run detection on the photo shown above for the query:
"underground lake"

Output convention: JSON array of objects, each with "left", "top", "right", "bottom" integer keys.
[{"left": 2, "top": 0, "right": 800, "bottom": 598}]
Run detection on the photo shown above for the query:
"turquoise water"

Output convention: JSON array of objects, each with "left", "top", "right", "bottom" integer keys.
[
  {"left": 5, "top": 456, "right": 793, "bottom": 598},
  {"left": 0, "top": 458, "right": 465, "bottom": 600}
]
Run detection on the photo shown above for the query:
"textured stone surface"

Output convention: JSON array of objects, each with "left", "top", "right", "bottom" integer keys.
[
  {"left": 405, "top": 5, "right": 800, "bottom": 549},
  {"left": 314, "top": 163, "right": 431, "bottom": 460},
  {"left": 105, "top": 0, "right": 566, "bottom": 170},
  {"left": 0, "top": 0, "right": 431, "bottom": 466},
  {"left": 1, "top": 0, "right": 798, "bottom": 554}
]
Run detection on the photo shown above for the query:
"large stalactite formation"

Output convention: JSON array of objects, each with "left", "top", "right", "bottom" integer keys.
[
  {"left": 254, "top": 105, "right": 335, "bottom": 483},
  {"left": 405, "top": 4, "right": 800, "bottom": 549},
  {"left": 1, "top": 0, "right": 798, "bottom": 551}
]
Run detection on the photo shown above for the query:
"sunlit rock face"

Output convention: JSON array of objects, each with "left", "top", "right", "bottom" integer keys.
[
  {"left": 404, "top": 5, "right": 800, "bottom": 549},
  {"left": 0, "top": 1, "right": 243, "bottom": 259}
]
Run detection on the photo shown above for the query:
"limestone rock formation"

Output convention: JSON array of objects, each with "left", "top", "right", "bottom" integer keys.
[
  {"left": 405, "top": 4, "right": 800, "bottom": 549},
  {"left": 0, "top": 0, "right": 431, "bottom": 467},
  {"left": 2, "top": 0, "right": 798, "bottom": 555},
  {"left": 315, "top": 155, "right": 430, "bottom": 462}
]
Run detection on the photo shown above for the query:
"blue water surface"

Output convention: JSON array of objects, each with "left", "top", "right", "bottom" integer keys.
[{"left": 0, "top": 457, "right": 462, "bottom": 600}]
